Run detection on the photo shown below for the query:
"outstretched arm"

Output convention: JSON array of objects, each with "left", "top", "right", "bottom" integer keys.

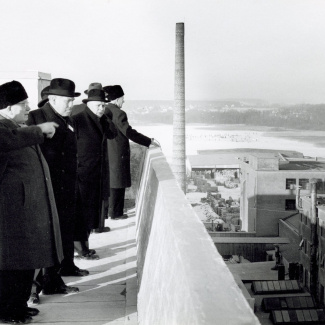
[
  {"left": 0, "top": 125, "right": 44, "bottom": 152},
  {"left": 116, "top": 110, "right": 152, "bottom": 147},
  {"left": 0, "top": 122, "right": 59, "bottom": 152}
]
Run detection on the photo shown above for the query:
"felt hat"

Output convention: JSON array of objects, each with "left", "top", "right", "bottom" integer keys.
[
  {"left": 103, "top": 85, "right": 124, "bottom": 101},
  {"left": 47, "top": 78, "right": 80, "bottom": 97},
  {"left": 84, "top": 82, "right": 102, "bottom": 95},
  {"left": 82, "top": 89, "right": 109, "bottom": 103},
  {"left": 38, "top": 86, "right": 50, "bottom": 108},
  {"left": 0, "top": 80, "right": 28, "bottom": 109}
]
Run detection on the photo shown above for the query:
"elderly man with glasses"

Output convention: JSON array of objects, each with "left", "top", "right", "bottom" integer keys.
[{"left": 0, "top": 80, "right": 63, "bottom": 324}]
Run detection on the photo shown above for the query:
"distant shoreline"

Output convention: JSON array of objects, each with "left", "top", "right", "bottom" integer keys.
[{"left": 135, "top": 123, "right": 325, "bottom": 154}]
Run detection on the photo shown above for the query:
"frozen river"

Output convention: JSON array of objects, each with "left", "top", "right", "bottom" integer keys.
[{"left": 134, "top": 123, "right": 325, "bottom": 160}]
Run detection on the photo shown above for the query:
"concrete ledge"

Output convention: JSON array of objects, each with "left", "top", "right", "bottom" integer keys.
[
  {"left": 136, "top": 148, "right": 260, "bottom": 325},
  {"left": 233, "top": 274, "right": 256, "bottom": 310}
]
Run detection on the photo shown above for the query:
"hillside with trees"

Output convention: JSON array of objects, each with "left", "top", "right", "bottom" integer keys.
[{"left": 128, "top": 102, "right": 325, "bottom": 130}]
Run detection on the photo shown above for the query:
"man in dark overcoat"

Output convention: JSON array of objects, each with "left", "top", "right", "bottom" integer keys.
[
  {"left": 27, "top": 78, "right": 89, "bottom": 286},
  {"left": 0, "top": 81, "right": 63, "bottom": 324},
  {"left": 72, "top": 87, "right": 116, "bottom": 258},
  {"left": 103, "top": 85, "right": 160, "bottom": 219}
]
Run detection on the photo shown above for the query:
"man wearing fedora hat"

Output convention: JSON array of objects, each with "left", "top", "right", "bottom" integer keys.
[
  {"left": 71, "top": 86, "right": 117, "bottom": 259},
  {"left": 37, "top": 85, "right": 50, "bottom": 108},
  {"left": 71, "top": 82, "right": 103, "bottom": 116},
  {"left": 0, "top": 80, "right": 63, "bottom": 324},
  {"left": 104, "top": 85, "right": 160, "bottom": 220},
  {"left": 27, "top": 78, "right": 89, "bottom": 297}
]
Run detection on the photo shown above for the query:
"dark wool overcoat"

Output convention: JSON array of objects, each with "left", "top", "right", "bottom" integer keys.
[
  {"left": 26, "top": 103, "right": 78, "bottom": 261},
  {"left": 72, "top": 107, "right": 116, "bottom": 231},
  {"left": 105, "top": 103, "right": 151, "bottom": 188},
  {"left": 71, "top": 103, "right": 86, "bottom": 116},
  {"left": 0, "top": 119, "right": 63, "bottom": 270}
]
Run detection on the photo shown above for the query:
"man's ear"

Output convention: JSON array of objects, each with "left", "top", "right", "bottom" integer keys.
[{"left": 48, "top": 95, "right": 55, "bottom": 104}]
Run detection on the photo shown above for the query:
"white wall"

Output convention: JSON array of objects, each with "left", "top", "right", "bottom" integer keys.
[{"left": 0, "top": 71, "right": 51, "bottom": 110}]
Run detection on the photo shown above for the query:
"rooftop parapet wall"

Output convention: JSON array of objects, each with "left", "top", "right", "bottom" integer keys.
[{"left": 136, "top": 148, "right": 260, "bottom": 325}]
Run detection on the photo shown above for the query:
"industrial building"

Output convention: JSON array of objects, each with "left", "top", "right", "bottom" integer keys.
[
  {"left": 281, "top": 191, "right": 325, "bottom": 306},
  {"left": 240, "top": 152, "right": 325, "bottom": 236}
]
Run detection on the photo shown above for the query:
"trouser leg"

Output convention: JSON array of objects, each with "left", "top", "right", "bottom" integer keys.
[
  {"left": 0, "top": 269, "right": 34, "bottom": 316},
  {"left": 31, "top": 269, "right": 43, "bottom": 294},
  {"left": 74, "top": 241, "right": 89, "bottom": 256},
  {"left": 42, "top": 265, "right": 66, "bottom": 292},
  {"left": 74, "top": 229, "right": 91, "bottom": 257},
  {"left": 109, "top": 188, "right": 126, "bottom": 218}
]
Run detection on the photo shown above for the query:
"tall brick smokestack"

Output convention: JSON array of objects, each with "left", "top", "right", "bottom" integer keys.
[{"left": 172, "top": 22, "right": 186, "bottom": 193}]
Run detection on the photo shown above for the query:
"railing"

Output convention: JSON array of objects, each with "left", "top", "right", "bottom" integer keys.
[{"left": 135, "top": 148, "right": 260, "bottom": 325}]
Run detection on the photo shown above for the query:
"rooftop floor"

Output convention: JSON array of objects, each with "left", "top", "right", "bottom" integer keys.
[{"left": 22, "top": 210, "right": 138, "bottom": 325}]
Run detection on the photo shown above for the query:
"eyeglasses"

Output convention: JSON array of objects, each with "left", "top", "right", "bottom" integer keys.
[{"left": 17, "top": 101, "right": 30, "bottom": 108}]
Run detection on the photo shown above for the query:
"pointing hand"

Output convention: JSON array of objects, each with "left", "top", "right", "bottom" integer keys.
[{"left": 37, "top": 122, "right": 59, "bottom": 138}]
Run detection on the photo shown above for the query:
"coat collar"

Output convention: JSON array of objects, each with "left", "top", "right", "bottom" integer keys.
[
  {"left": 0, "top": 114, "right": 19, "bottom": 128},
  {"left": 41, "top": 102, "right": 72, "bottom": 128},
  {"left": 0, "top": 111, "right": 20, "bottom": 127},
  {"left": 106, "top": 103, "right": 119, "bottom": 110}
]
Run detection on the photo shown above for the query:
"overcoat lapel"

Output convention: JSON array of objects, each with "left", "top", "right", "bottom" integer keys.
[
  {"left": 85, "top": 107, "right": 103, "bottom": 135},
  {"left": 43, "top": 104, "right": 69, "bottom": 128}
]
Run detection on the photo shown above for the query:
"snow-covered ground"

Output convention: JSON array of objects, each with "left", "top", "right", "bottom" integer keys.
[{"left": 134, "top": 123, "right": 325, "bottom": 160}]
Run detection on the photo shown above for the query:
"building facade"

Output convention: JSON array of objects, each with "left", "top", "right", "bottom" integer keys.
[
  {"left": 240, "top": 152, "right": 325, "bottom": 236},
  {"left": 298, "top": 196, "right": 325, "bottom": 305}
]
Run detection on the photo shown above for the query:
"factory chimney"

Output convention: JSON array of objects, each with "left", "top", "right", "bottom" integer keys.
[{"left": 172, "top": 22, "right": 186, "bottom": 193}]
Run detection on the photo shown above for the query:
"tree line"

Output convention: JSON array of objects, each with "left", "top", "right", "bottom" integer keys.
[{"left": 130, "top": 103, "right": 325, "bottom": 130}]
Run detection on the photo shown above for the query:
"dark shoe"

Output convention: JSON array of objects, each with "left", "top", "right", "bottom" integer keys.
[
  {"left": 60, "top": 267, "right": 89, "bottom": 277},
  {"left": 42, "top": 284, "right": 79, "bottom": 295},
  {"left": 24, "top": 307, "right": 39, "bottom": 317},
  {"left": 111, "top": 214, "right": 128, "bottom": 220},
  {"left": 0, "top": 314, "right": 33, "bottom": 324},
  {"left": 75, "top": 248, "right": 96, "bottom": 257},
  {"left": 77, "top": 253, "right": 99, "bottom": 260},
  {"left": 27, "top": 293, "right": 39, "bottom": 305}
]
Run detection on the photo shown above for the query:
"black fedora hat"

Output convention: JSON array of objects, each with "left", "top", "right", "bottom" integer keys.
[
  {"left": 82, "top": 89, "right": 109, "bottom": 103},
  {"left": 47, "top": 78, "right": 81, "bottom": 97},
  {"left": 103, "top": 85, "right": 124, "bottom": 101},
  {"left": 38, "top": 85, "right": 50, "bottom": 108},
  {"left": 84, "top": 82, "right": 102, "bottom": 95}
]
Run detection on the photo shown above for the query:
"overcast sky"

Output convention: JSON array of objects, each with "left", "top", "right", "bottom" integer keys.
[{"left": 1, "top": 0, "right": 325, "bottom": 103}]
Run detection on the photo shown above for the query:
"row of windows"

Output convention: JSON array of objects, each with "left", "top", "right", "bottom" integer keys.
[{"left": 285, "top": 178, "right": 324, "bottom": 190}]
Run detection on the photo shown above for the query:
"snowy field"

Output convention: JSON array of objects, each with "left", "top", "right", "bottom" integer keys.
[{"left": 133, "top": 123, "right": 325, "bottom": 161}]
